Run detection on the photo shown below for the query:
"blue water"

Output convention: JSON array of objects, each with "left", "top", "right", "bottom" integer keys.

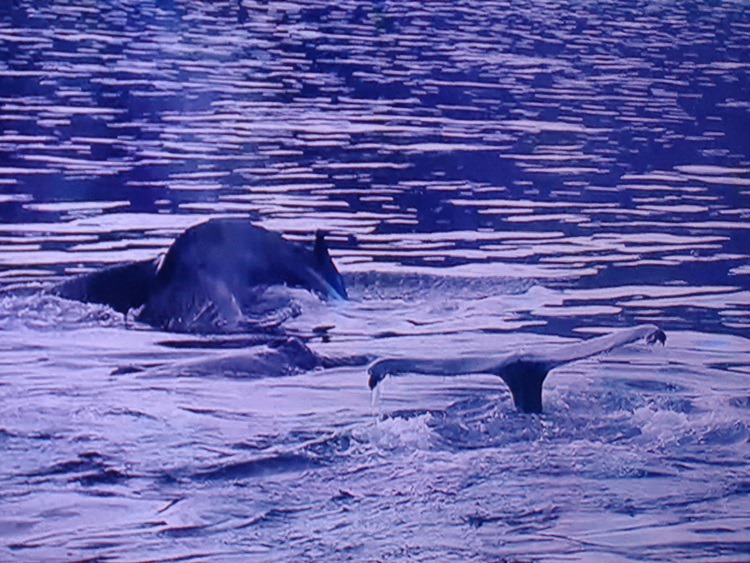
[{"left": 1, "top": 0, "right": 749, "bottom": 560}]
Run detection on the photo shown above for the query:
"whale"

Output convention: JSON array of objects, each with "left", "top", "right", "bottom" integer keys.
[
  {"left": 115, "top": 336, "right": 371, "bottom": 380},
  {"left": 49, "top": 219, "right": 666, "bottom": 412},
  {"left": 52, "top": 218, "right": 347, "bottom": 333},
  {"left": 368, "top": 324, "right": 666, "bottom": 414}
]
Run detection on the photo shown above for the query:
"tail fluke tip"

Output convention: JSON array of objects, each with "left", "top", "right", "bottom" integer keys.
[{"left": 647, "top": 328, "right": 667, "bottom": 346}]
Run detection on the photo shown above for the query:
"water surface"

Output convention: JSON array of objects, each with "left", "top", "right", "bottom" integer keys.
[{"left": 1, "top": 0, "right": 749, "bottom": 560}]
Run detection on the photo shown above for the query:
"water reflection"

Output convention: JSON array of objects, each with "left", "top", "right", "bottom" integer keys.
[
  {"left": 0, "top": 0, "right": 749, "bottom": 560},
  {"left": 0, "top": 2, "right": 750, "bottom": 322}
]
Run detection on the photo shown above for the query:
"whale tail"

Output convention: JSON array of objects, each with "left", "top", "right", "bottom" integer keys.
[{"left": 368, "top": 324, "right": 666, "bottom": 414}]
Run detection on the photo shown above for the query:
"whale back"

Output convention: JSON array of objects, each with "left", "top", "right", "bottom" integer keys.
[
  {"left": 50, "top": 219, "right": 348, "bottom": 333},
  {"left": 137, "top": 219, "right": 348, "bottom": 332},
  {"left": 153, "top": 220, "right": 345, "bottom": 298}
]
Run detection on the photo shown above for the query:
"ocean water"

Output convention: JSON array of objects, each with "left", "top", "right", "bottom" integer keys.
[{"left": 0, "top": 0, "right": 749, "bottom": 560}]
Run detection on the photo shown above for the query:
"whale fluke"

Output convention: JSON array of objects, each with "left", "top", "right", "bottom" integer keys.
[{"left": 368, "top": 324, "right": 666, "bottom": 414}]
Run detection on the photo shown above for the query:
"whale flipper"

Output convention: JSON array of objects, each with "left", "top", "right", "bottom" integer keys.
[{"left": 368, "top": 324, "right": 666, "bottom": 414}]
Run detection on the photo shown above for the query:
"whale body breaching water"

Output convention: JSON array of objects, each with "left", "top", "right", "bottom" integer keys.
[
  {"left": 368, "top": 324, "right": 667, "bottom": 414},
  {"left": 52, "top": 219, "right": 347, "bottom": 333}
]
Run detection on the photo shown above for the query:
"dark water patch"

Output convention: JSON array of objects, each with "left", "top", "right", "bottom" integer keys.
[
  {"left": 320, "top": 353, "right": 372, "bottom": 369},
  {"left": 179, "top": 405, "right": 238, "bottom": 417},
  {"left": 331, "top": 489, "right": 355, "bottom": 503},
  {"left": 700, "top": 422, "right": 749, "bottom": 446},
  {"left": 725, "top": 480, "right": 750, "bottom": 498},
  {"left": 110, "top": 364, "right": 153, "bottom": 375},
  {"left": 154, "top": 471, "right": 181, "bottom": 486},
  {"left": 26, "top": 431, "right": 58, "bottom": 441},
  {"left": 668, "top": 454, "right": 748, "bottom": 471},
  {"left": 156, "top": 334, "right": 283, "bottom": 350},
  {"left": 103, "top": 407, "right": 159, "bottom": 421},
  {"left": 693, "top": 527, "right": 738, "bottom": 535},
  {"left": 160, "top": 524, "right": 211, "bottom": 539},
  {"left": 236, "top": 507, "right": 302, "bottom": 529},
  {"left": 709, "top": 361, "right": 750, "bottom": 375},
  {"left": 193, "top": 453, "right": 324, "bottom": 482},
  {"left": 729, "top": 396, "right": 750, "bottom": 410},
  {"left": 26, "top": 452, "right": 134, "bottom": 487},
  {"left": 626, "top": 467, "right": 676, "bottom": 479},
  {"left": 29, "top": 452, "right": 106, "bottom": 477},
  {"left": 7, "top": 541, "right": 71, "bottom": 553},
  {"left": 621, "top": 379, "right": 684, "bottom": 393},
  {"left": 567, "top": 416, "right": 644, "bottom": 446},
  {"left": 466, "top": 505, "right": 560, "bottom": 531},
  {"left": 0, "top": 428, "right": 18, "bottom": 441},
  {"left": 594, "top": 380, "right": 699, "bottom": 413},
  {"left": 76, "top": 540, "right": 123, "bottom": 552},
  {"left": 656, "top": 541, "right": 750, "bottom": 558},
  {"left": 77, "top": 468, "right": 131, "bottom": 487},
  {"left": 661, "top": 397, "right": 698, "bottom": 415},
  {"left": 373, "top": 330, "right": 404, "bottom": 339},
  {"left": 604, "top": 497, "right": 641, "bottom": 517}
]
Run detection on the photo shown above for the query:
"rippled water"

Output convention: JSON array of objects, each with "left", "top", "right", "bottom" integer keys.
[{"left": 1, "top": 0, "right": 749, "bottom": 560}]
